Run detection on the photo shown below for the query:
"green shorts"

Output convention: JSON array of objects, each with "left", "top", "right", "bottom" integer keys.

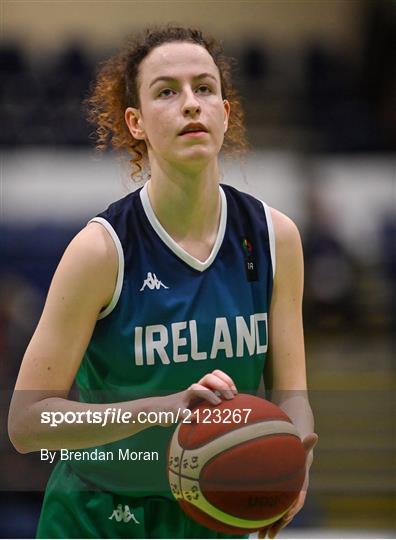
[{"left": 37, "top": 463, "right": 248, "bottom": 539}]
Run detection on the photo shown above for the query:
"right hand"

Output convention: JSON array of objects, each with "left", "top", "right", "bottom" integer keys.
[{"left": 156, "top": 369, "right": 238, "bottom": 426}]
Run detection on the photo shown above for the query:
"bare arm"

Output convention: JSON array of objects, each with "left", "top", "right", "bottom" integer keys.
[
  {"left": 8, "top": 222, "right": 156, "bottom": 452},
  {"left": 8, "top": 223, "right": 236, "bottom": 453},
  {"left": 258, "top": 209, "right": 317, "bottom": 539},
  {"left": 264, "top": 209, "right": 316, "bottom": 464}
]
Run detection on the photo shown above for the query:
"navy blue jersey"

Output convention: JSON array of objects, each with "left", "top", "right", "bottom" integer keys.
[{"left": 71, "top": 182, "right": 275, "bottom": 497}]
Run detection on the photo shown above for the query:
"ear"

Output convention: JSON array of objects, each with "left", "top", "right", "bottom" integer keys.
[
  {"left": 125, "top": 107, "right": 145, "bottom": 140},
  {"left": 223, "top": 99, "right": 231, "bottom": 133}
]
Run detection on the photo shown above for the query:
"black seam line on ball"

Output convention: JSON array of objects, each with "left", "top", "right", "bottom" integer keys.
[
  {"left": 201, "top": 433, "right": 303, "bottom": 472},
  {"left": 182, "top": 425, "right": 298, "bottom": 451},
  {"left": 173, "top": 431, "right": 303, "bottom": 484}
]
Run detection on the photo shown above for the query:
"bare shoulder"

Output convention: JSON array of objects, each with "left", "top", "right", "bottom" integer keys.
[
  {"left": 52, "top": 221, "right": 118, "bottom": 310},
  {"left": 11, "top": 221, "right": 119, "bottom": 396},
  {"left": 269, "top": 207, "right": 303, "bottom": 283},
  {"left": 70, "top": 221, "right": 118, "bottom": 265},
  {"left": 269, "top": 207, "right": 302, "bottom": 251}
]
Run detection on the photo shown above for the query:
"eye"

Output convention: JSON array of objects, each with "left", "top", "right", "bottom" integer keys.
[
  {"left": 158, "top": 88, "right": 176, "bottom": 98},
  {"left": 196, "top": 84, "right": 211, "bottom": 94}
]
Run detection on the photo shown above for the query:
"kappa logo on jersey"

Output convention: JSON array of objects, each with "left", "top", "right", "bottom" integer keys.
[
  {"left": 108, "top": 504, "right": 140, "bottom": 524},
  {"left": 140, "top": 272, "right": 169, "bottom": 291}
]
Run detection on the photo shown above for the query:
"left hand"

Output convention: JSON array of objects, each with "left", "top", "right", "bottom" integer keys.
[{"left": 258, "top": 433, "right": 318, "bottom": 539}]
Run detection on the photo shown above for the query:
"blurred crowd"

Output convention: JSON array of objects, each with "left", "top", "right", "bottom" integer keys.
[{"left": 1, "top": 2, "right": 395, "bottom": 151}]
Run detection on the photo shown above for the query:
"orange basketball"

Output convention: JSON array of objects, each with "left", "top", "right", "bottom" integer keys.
[{"left": 168, "top": 393, "right": 306, "bottom": 534}]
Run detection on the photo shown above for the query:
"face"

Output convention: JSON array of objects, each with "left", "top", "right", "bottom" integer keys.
[{"left": 125, "top": 42, "right": 230, "bottom": 170}]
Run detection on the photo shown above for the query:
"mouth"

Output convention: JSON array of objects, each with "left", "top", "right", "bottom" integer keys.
[
  {"left": 179, "top": 131, "right": 207, "bottom": 139},
  {"left": 179, "top": 123, "right": 208, "bottom": 136}
]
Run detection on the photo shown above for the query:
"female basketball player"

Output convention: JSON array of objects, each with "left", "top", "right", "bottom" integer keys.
[{"left": 8, "top": 26, "right": 317, "bottom": 539}]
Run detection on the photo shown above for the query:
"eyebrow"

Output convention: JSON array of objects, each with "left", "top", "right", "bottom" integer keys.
[{"left": 149, "top": 72, "right": 218, "bottom": 88}]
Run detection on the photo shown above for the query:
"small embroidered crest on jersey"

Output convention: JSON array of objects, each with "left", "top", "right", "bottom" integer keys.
[
  {"left": 242, "top": 238, "right": 253, "bottom": 256},
  {"left": 241, "top": 237, "right": 258, "bottom": 282},
  {"left": 140, "top": 272, "right": 169, "bottom": 291}
]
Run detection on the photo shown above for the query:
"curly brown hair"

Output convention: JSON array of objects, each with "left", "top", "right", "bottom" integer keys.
[{"left": 85, "top": 25, "right": 248, "bottom": 181}]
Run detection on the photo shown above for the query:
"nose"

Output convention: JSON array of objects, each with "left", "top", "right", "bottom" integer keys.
[{"left": 181, "top": 87, "right": 201, "bottom": 117}]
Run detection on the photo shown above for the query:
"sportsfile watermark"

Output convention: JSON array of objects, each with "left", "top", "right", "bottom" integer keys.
[
  {"left": 40, "top": 407, "right": 253, "bottom": 427},
  {"left": 4, "top": 388, "right": 394, "bottom": 508}
]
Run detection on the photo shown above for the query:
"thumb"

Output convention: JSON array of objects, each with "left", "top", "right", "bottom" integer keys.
[
  {"left": 302, "top": 433, "right": 318, "bottom": 454},
  {"left": 258, "top": 527, "right": 269, "bottom": 539}
]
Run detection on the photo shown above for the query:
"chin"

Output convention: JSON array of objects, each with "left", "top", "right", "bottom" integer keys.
[{"left": 178, "top": 146, "right": 218, "bottom": 165}]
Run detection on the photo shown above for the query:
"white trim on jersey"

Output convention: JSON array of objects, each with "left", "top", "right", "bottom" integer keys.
[
  {"left": 261, "top": 201, "right": 276, "bottom": 279},
  {"left": 140, "top": 182, "right": 227, "bottom": 272},
  {"left": 87, "top": 217, "right": 125, "bottom": 320}
]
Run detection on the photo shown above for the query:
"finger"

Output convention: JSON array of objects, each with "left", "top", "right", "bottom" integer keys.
[
  {"left": 287, "top": 492, "right": 304, "bottom": 513},
  {"left": 302, "top": 433, "right": 318, "bottom": 454},
  {"left": 258, "top": 526, "right": 269, "bottom": 538},
  {"left": 268, "top": 516, "right": 293, "bottom": 539},
  {"left": 282, "top": 505, "right": 299, "bottom": 522},
  {"left": 197, "top": 373, "right": 235, "bottom": 399},
  {"left": 277, "top": 494, "right": 303, "bottom": 526},
  {"left": 188, "top": 383, "right": 222, "bottom": 405},
  {"left": 211, "top": 369, "right": 238, "bottom": 394},
  {"left": 180, "top": 408, "right": 194, "bottom": 422}
]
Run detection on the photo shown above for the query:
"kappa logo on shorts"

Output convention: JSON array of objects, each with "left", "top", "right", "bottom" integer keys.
[
  {"left": 140, "top": 272, "right": 169, "bottom": 291},
  {"left": 108, "top": 504, "right": 140, "bottom": 524}
]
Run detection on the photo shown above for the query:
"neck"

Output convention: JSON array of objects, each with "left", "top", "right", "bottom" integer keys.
[{"left": 147, "top": 158, "right": 221, "bottom": 243}]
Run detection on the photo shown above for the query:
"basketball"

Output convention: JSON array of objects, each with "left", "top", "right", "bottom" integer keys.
[{"left": 168, "top": 393, "right": 306, "bottom": 534}]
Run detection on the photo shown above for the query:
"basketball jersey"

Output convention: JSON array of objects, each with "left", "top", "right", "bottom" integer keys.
[{"left": 68, "top": 182, "right": 275, "bottom": 498}]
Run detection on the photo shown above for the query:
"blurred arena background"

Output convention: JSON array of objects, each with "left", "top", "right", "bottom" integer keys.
[{"left": 0, "top": 0, "right": 395, "bottom": 537}]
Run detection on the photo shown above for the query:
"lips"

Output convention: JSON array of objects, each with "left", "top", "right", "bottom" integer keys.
[{"left": 179, "top": 123, "right": 208, "bottom": 135}]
